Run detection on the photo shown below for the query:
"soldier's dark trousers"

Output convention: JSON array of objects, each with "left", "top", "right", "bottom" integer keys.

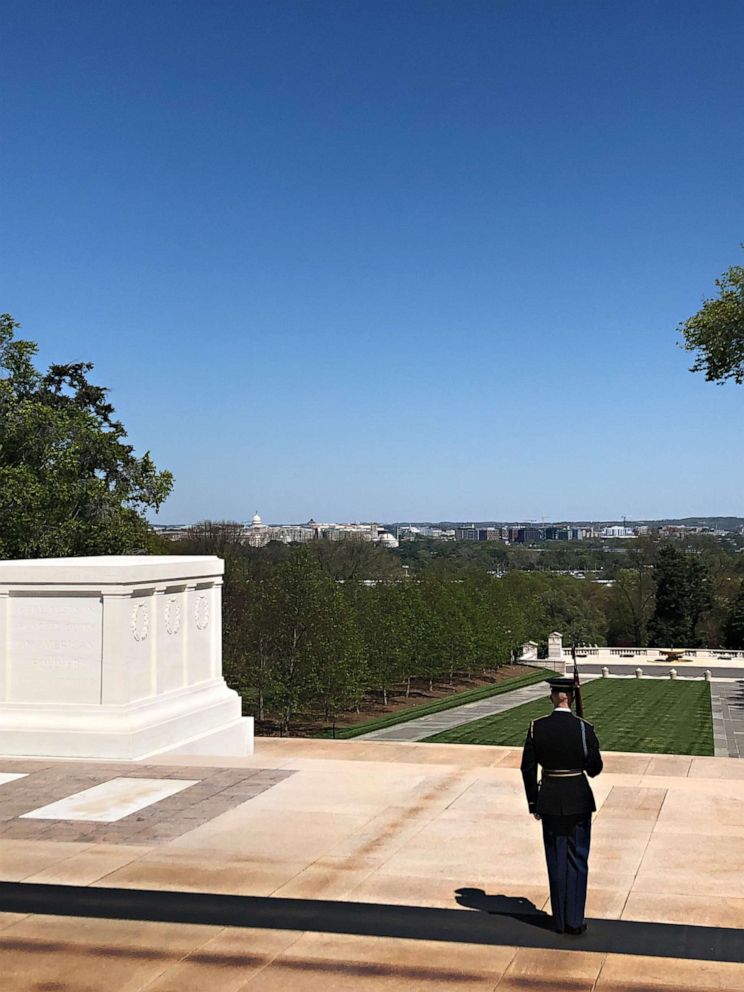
[{"left": 541, "top": 814, "right": 591, "bottom": 932}]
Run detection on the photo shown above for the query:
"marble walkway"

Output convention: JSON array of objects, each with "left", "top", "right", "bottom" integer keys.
[
  {"left": 356, "top": 679, "right": 596, "bottom": 742},
  {"left": 710, "top": 681, "right": 744, "bottom": 758}
]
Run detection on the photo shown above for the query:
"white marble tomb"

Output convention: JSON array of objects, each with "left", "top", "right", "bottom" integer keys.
[{"left": 0, "top": 556, "right": 253, "bottom": 759}]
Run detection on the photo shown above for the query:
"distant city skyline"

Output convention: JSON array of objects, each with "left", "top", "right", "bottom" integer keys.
[
  {"left": 156, "top": 512, "right": 743, "bottom": 528},
  {"left": 155, "top": 512, "right": 740, "bottom": 549},
  {"left": 4, "top": 2, "right": 744, "bottom": 524}
]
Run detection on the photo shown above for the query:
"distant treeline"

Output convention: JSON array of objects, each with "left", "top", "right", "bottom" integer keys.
[
  {"left": 158, "top": 523, "right": 744, "bottom": 732},
  {"left": 163, "top": 522, "right": 606, "bottom": 731}
]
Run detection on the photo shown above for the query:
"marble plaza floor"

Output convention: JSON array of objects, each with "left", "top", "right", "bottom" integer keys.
[{"left": 0, "top": 739, "right": 743, "bottom": 990}]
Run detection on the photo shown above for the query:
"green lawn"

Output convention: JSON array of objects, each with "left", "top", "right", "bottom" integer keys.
[
  {"left": 422, "top": 678, "right": 714, "bottom": 756},
  {"left": 315, "top": 667, "right": 554, "bottom": 739}
]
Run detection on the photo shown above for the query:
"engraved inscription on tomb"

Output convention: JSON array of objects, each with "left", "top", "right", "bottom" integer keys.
[
  {"left": 34, "top": 657, "right": 82, "bottom": 672},
  {"left": 8, "top": 595, "right": 102, "bottom": 704}
]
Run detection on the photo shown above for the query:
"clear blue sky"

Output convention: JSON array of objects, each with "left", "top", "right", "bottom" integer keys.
[{"left": 3, "top": 1, "right": 743, "bottom": 524}]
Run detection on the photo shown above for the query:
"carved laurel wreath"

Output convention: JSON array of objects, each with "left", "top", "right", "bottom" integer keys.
[
  {"left": 164, "top": 597, "right": 182, "bottom": 635},
  {"left": 195, "top": 594, "right": 209, "bottom": 630},
  {"left": 130, "top": 602, "right": 150, "bottom": 642}
]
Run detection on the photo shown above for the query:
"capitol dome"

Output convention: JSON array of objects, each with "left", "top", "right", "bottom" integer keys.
[
  {"left": 251, "top": 511, "right": 265, "bottom": 529},
  {"left": 378, "top": 531, "right": 399, "bottom": 549}
]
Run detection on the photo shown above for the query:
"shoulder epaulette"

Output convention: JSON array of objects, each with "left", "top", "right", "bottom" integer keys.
[
  {"left": 530, "top": 715, "right": 550, "bottom": 738},
  {"left": 577, "top": 716, "right": 594, "bottom": 728}
]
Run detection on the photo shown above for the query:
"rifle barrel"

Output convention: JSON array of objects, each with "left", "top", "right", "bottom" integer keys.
[{"left": 571, "top": 645, "right": 585, "bottom": 719}]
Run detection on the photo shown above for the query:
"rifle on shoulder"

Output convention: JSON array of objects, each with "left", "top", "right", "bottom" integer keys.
[{"left": 571, "top": 643, "right": 585, "bottom": 719}]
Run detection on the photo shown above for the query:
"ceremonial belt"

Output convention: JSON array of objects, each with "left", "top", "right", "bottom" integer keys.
[{"left": 542, "top": 769, "right": 584, "bottom": 778}]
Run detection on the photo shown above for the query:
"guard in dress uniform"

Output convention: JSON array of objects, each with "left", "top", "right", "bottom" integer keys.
[{"left": 520, "top": 676, "right": 603, "bottom": 935}]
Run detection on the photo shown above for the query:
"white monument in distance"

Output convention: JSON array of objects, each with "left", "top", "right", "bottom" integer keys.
[
  {"left": 548, "top": 631, "right": 564, "bottom": 662},
  {"left": 0, "top": 556, "right": 253, "bottom": 760}
]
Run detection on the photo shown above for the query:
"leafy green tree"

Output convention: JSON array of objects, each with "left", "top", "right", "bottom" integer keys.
[
  {"left": 724, "top": 582, "right": 744, "bottom": 649},
  {"left": 606, "top": 567, "right": 655, "bottom": 646},
  {"left": 400, "top": 581, "right": 446, "bottom": 692},
  {"left": 317, "top": 652, "right": 366, "bottom": 729},
  {"left": 680, "top": 260, "right": 744, "bottom": 383},
  {"left": 540, "top": 577, "right": 607, "bottom": 647},
  {"left": 649, "top": 544, "right": 712, "bottom": 646},
  {"left": 310, "top": 536, "right": 403, "bottom": 582},
  {"left": 0, "top": 314, "right": 172, "bottom": 557},
  {"left": 461, "top": 572, "right": 510, "bottom": 674},
  {"left": 264, "top": 548, "right": 358, "bottom": 733},
  {"left": 650, "top": 545, "right": 692, "bottom": 646},
  {"left": 181, "top": 520, "right": 247, "bottom": 556},
  {"left": 422, "top": 576, "right": 476, "bottom": 682},
  {"left": 687, "top": 557, "right": 714, "bottom": 646},
  {"left": 489, "top": 572, "right": 548, "bottom": 656},
  {"left": 356, "top": 583, "right": 413, "bottom": 706},
  {"left": 312, "top": 590, "right": 366, "bottom": 729},
  {"left": 222, "top": 562, "right": 278, "bottom": 722}
]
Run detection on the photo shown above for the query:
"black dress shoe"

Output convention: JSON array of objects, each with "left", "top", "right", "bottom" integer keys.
[{"left": 565, "top": 924, "right": 587, "bottom": 935}]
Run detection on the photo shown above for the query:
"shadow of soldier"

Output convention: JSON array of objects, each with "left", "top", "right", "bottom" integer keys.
[
  {"left": 3, "top": 881, "right": 744, "bottom": 966},
  {"left": 454, "top": 888, "right": 553, "bottom": 931}
]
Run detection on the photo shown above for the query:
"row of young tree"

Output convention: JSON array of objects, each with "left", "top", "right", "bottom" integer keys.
[
  {"left": 169, "top": 521, "right": 744, "bottom": 731},
  {"left": 172, "top": 527, "right": 607, "bottom": 732}
]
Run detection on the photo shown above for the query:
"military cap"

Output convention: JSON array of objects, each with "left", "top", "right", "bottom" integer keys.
[{"left": 546, "top": 676, "right": 576, "bottom": 692}]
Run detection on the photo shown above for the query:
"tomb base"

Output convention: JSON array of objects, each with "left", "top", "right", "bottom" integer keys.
[{"left": 0, "top": 679, "right": 253, "bottom": 760}]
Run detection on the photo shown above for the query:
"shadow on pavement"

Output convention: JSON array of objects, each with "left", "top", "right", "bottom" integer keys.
[
  {"left": 0, "top": 881, "right": 741, "bottom": 963},
  {"left": 454, "top": 889, "right": 553, "bottom": 930}
]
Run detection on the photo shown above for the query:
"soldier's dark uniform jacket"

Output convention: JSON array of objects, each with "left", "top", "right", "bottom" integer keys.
[
  {"left": 520, "top": 711, "right": 603, "bottom": 816},
  {"left": 520, "top": 679, "right": 604, "bottom": 934}
]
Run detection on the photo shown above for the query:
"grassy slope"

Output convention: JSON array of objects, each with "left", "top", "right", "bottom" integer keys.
[
  {"left": 422, "top": 678, "right": 714, "bottom": 756},
  {"left": 316, "top": 667, "right": 554, "bottom": 739}
]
